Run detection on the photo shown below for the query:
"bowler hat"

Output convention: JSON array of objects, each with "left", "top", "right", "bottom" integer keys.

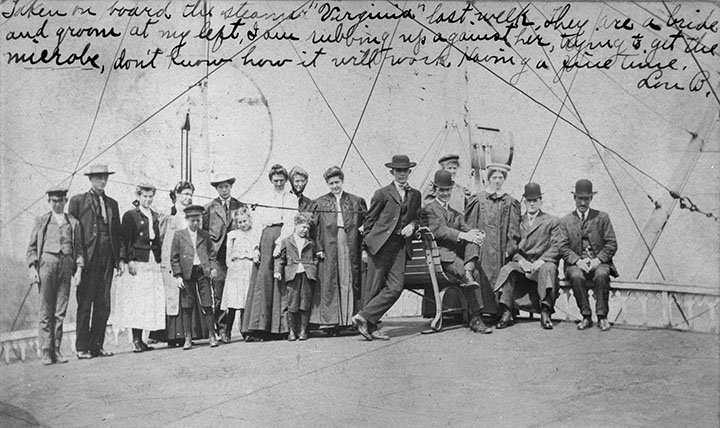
[
  {"left": 572, "top": 179, "right": 597, "bottom": 197},
  {"left": 184, "top": 204, "right": 205, "bottom": 217},
  {"left": 438, "top": 154, "right": 460, "bottom": 164},
  {"left": 432, "top": 170, "right": 454, "bottom": 188},
  {"left": 210, "top": 173, "right": 236, "bottom": 187},
  {"left": 385, "top": 154, "right": 416, "bottom": 169},
  {"left": 46, "top": 187, "right": 68, "bottom": 197},
  {"left": 84, "top": 164, "right": 115, "bottom": 176},
  {"left": 522, "top": 182, "right": 543, "bottom": 200}
]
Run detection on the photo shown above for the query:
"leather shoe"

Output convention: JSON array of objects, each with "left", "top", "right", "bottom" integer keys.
[
  {"left": 219, "top": 333, "right": 231, "bottom": 344},
  {"left": 76, "top": 351, "right": 94, "bottom": 360},
  {"left": 54, "top": 350, "right": 68, "bottom": 364},
  {"left": 41, "top": 350, "right": 54, "bottom": 365},
  {"left": 209, "top": 335, "right": 219, "bottom": 348},
  {"left": 132, "top": 339, "right": 144, "bottom": 353},
  {"left": 540, "top": 310, "right": 553, "bottom": 330},
  {"left": 183, "top": 337, "right": 193, "bottom": 350},
  {"left": 94, "top": 349, "right": 113, "bottom": 357},
  {"left": 598, "top": 318, "right": 611, "bottom": 331},
  {"left": 371, "top": 330, "right": 390, "bottom": 341},
  {"left": 352, "top": 314, "right": 373, "bottom": 341},
  {"left": 287, "top": 329, "right": 297, "bottom": 341},
  {"left": 469, "top": 315, "right": 492, "bottom": 334},
  {"left": 140, "top": 341, "right": 154, "bottom": 351},
  {"left": 496, "top": 309, "right": 514, "bottom": 329},
  {"left": 577, "top": 317, "right": 593, "bottom": 330}
]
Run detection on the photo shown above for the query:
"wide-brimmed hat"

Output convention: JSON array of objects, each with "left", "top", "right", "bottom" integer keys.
[
  {"left": 385, "top": 154, "right": 416, "bottom": 169},
  {"left": 432, "top": 170, "right": 454, "bottom": 188},
  {"left": 84, "top": 164, "right": 115, "bottom": 176},
  {"left": 210, "top": 173, "right": 236, "bottom": 187},
  {"left": 572, "top": 179, "right": 597, "bottom": 197},
  {"left": 438, "top": 154, "right": 460, "bottom": 164},
  {"left": 522, "top": 182, "right": 543, "bottom": 200},
  {"left": 486, "top": 163, "right": 511, "bottom": 173},
  {"left": 46, "top": 187, "right": 68, "bottom": 197},
  {"left": 184, "top": 204, "right": 205, "bottom": 217}
]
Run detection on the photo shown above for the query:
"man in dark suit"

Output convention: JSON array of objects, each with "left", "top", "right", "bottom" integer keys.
[
  {"left": 202, "top": 173, "right": 243, "bottom": 342},
  {"left": 494, "top": 183, "right": 562, "bottom": 330},
  {"left": 352, "top": 155, "right": 421, "bottom": 341},
  {"left": 171, "top": 205, "right": 219, "bottom": 349},
  {"left": 422, "top": 170, "right": 492, "bottom": 333},
  {"left": 558, "top": 179, "right": 618, "bottom": 332},
  {"left": 68, "top": 164, "right": 124, "bottom": 359}
]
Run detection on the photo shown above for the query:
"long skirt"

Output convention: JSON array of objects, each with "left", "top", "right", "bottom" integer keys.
[
  {"left": 113, "top": 258, "right": 165, "bottom": 330},
  {"left": 311, "top": 228, "right": 354, "bottom": 327},
  {"left": 241, "top": 225, "right": 288, "bottom": 335}
]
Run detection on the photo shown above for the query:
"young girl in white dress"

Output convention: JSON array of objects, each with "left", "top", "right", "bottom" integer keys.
[{"left": 221, "top": 208, "right": 260, "bottom": 342}]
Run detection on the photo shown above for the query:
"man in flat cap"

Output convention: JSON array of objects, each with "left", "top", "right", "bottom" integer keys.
[
  {"left": 68, "top": 164, "right": 124, "bottom": 359},
  {"left": 171, "top": 205, "right": 219, "bottom": 349},
  {"left": 27, "top": 188, "right": 85, "bottom": 364},
  {"left": 353, "top": 155, "right": 422, "bottom": 341},
  {"left": 558, "top": 179, "right": 618, "bottom": 331},
  {"left": 421, "top": 170, "right": 492, "bottom": 333},
  {"left": 494, "top": 182, "right": 562, "bottom": 330},
  {"left": 422, "top": 154, "right": 472, "bottom": 213},
  {"left": 203, "top": 173, "right": 244, "bottom": 342}
]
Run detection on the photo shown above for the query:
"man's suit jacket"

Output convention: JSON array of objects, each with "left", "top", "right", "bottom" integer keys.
[
  {"left": 559, "top": 208, "right": 618, "bottom": 277},
  {"left": 26, "top": 212, "right": 85, "bottom": 269},
  {"left": 170, "top": 228, "right": 217, "bottom": 280},
  {"left": 515, "top": 210, "right": 561, "bottom": 263},
  {"left": 203, "top": 197, "right": 243, "bottom": 258},
  {"left": 68, "top": 190, "right": 122, "bottom": 267},
  {"left": 274, "top": 235, "right": 318, "bottom": 282},
  {"left": 422, "top": 199, "right": 471, "bottom": 263},
  {"left": 363, "top": 182, "right": 421, "bottom": 257}
]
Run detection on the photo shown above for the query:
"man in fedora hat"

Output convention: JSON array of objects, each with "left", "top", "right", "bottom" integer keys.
[
  {"left": 352, "top": 155, "right": 421, "bottom": 341},
  {"left": 68, "top": 164, "right": 124, "bottom": 359},
  {"left": 27, "top": 187, "right": 85, "bottom": 364},
  {"left": 421, "top": 170, "right": 493, "bottom": 333},
  {"left": 421, "top": 154, "right": 472, "bottom": 213},
  {"left": 494, "top": 182, "right": 562, "bottom": 330},
  {"left": 203, "top": 173, "right": 244, "bottom": 343},
  {"left": 558, "top": 179, "right": 618, "bottom": 331}
]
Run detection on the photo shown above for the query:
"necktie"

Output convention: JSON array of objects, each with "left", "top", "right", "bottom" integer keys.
[{"left": 224, "top": 200, "right": 230, "bottom": 220}]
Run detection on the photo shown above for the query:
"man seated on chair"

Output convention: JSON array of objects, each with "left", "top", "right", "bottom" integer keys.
[
  {"left": 421, "top": 169, "right": 492, "bottom": 334},
  {"left": 494, "top": 182, "right": 562, "bottom": 330}
]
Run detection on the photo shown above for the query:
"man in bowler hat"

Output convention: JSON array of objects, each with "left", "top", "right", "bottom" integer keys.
[
  {"left": 203, "top": 173, "right": 244, "bottom": 342},
  {"left": 494, "top": 182, "right": 562, "bottom": 330},
  {"left": 68, "top": 164, "right": 124, "bottom": 359},
  {"left": 27, "top": 188, "right": 85, "bottom": 364},
  {"left": 558, "top": 179, "right": 618, "bottom": 331},
  {"left": 352, "top": 155, "right": 422, "bottom": 341}
]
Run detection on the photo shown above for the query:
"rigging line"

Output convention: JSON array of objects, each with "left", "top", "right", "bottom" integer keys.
[
  {"left": 528, "top": 3, "right": 607, "bottom": 181},
  {"left": 1, "top": 142, "right": 54, "bottom": 184},
  {"left": 276, "top": 18, "right": 382, "bottom": 186},
  {"left": 451, "top": 122, "right": 473, "bottom": 164},
  {"left": 629, "top": 1, "right": 717, "bottom": 63},
  {"left": 340, "top": 1, "right": 406, "bottom": 168},
  {"left": 75, "top": 0, "right": 313, "bottom": 173},
  {"left": 529, "top": 2, "right": 690, "bottom": 135},
  {"left": 68, "top": 15, "right": 133, "bottom": 188},
  {"left": 420, "top": 124, "right": 451, "bottom": 186},
  {"left": 661, "top": 1, "right": 720, "bottom": 108},
  {"left": 415, "top": 122, "right": 449, "bottom": 169},
  {"left": 531, "top": 32, "right": 667, "bottom": 280},
  {"left": 0, "top": 1, "right": 314, "bottom": 232},
  {"left": 607, "top": 149, "right": 659, "bottom": 205},
  {"left": 388, "top": 1, "right": 678, "bottom": 196}
]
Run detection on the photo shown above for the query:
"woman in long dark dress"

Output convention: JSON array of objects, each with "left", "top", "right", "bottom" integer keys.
[
  {"left": 464, "top": 164, "right": 521, "bottom": 316},
  {"left": 311, "top": 166, "right": 367, "bottom": 335},
  {"left": 242, "top": 165, "right": 297, "bottom": 341}
]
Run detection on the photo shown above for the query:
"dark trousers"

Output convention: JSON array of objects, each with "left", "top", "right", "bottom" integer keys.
[
  {"left": 76, "top": 235, "right": 114, "bottom": 353},
  {"left": 180, "top": 266, "right": 213, "bottom": 309},
  {"left": 287, "top": 273, "right": 314, "bottom": 313},
  {"left": 566, "top": 264, "right": 612, "bottom": 318},
  {"left": 499, "top": 263, "right": 557, "bottom": 313},
  {"left": 359, "top": 235, "right": 406, "bottom": 325},
  {"left": 440, "top": 258, "right": 484, "bottom": 315},
  {"left": 38, "top": 253, "right": 74, "bottom": 352}
]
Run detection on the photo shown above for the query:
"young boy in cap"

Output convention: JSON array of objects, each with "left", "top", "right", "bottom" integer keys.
[
  {"left": 203, "top": 173, "right": 243, "bottom": 342},
  {"left": 558, "top": 179, "right": 618, "bottom": 332},
  {"left": 353, "top": 155, "right": 422, "bottom": 341},
  {"left": 27, "top": 188, "right": 85, "bottom": 365},
  {"left": 171, "top": 205, "right": 220, "bottom": 349},
  {"left": 274, "top": 212, "right": 318, "bottom": 341}
]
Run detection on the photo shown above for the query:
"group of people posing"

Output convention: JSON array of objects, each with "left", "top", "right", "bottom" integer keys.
[{"left": 26, "top": 153, "right": 618, "bottom": 365}]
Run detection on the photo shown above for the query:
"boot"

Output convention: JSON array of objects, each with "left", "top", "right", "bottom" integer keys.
[
  {"left": 41, "top": 349, "right": 54, "bottom": 365},
  {"left": 496, "top": 304, "right": 514, "bottom": 329},
  {"left": 221, "top": 309, "right": 235, "bottom": 343},
  {"left": 54, "top": 339, "right": 68, "bottom": 363},
  {"left": 183, "top": 334, "right": 193, "bottom": 350},
  {"left": 469, "top": 313, "right": 492, "bottom": 334},
  {"left": 207, "top": 312, "right": 219, "bottom": 347},
  {"left": 298, "top": 311, "right": 309, "bottom": 341},
  {"left": 287, "top": 312, "right": 297, "bottom": 341},
  {"left": 540, "top": 308, "right": 553, "bottom": 330}
]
